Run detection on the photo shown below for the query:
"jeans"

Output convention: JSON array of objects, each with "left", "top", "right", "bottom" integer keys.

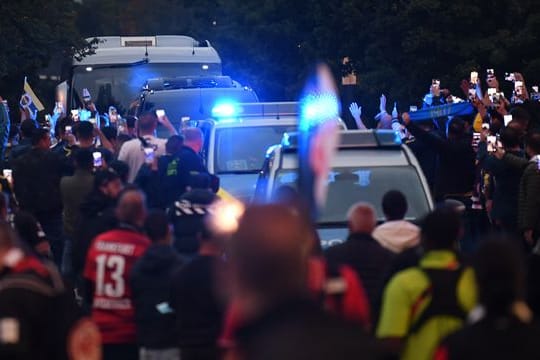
[
  {"left": 140, "top": 348, "right": 180, "bottom": 360},
  {"left": 36, "top": 213, "right": 64, "bottom": 268},
  {"left": 62, "top": 237, "right": 73, "bottom": 280}
]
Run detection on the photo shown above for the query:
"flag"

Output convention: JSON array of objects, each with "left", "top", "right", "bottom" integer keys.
[{"left": 23, "top": 78, "right": 45, "bottom": 112}]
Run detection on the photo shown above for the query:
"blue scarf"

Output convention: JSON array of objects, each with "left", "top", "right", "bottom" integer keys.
[{"left": 409, "top": 102, "right": 474, "bottom": 121}]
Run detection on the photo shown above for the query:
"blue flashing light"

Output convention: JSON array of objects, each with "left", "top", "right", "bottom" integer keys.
[
  {"left": 299, "top": 93, "right": 340, "bottom": 132},
  {"left": 212, "top": 103, "right": 237, "bottom": 118}
]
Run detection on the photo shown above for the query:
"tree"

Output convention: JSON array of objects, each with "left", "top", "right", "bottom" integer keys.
[{"left": 0, "top": 0, "right": 93, "bottom": 116}]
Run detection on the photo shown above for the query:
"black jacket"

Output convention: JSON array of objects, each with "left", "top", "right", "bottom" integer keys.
[
  {"left": 8, "top": 138, "right": 32, "bottom": 163},
  {"left": 130, "top": 244, "right": 184, "bottom": 349},
  {"left": 0, "top": 254, "right": 78, "bottom": 360},
  {"left": 170, "top": 255, "right": 225, "bottom": 349},
  {"left": 407, "top": 122, "right": 476, "bottom": 200},
  {"left": 324, "top": 233, "right": 394, "bottom": 319},
  {"left": 439, "top": 315, "right": 540, "bottom": 360},
  {"left": 477, "top": 143, "right": 524, "bottom": 228},
  {"left": 72, "top": 191, "right": 117, "bottom": 277},
  {"left": 406, "top": 128, "right": 440, "bottom": 191},
  {"left": 12, "top": 148, "right": 64, "bottom": 217},
  {"left": 235, "top": 298, "right": 384, "bottom": 360}
]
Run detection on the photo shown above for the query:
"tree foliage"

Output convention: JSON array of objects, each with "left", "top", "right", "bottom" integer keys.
[
  {"left": 3, "top": 0, "right": 540, "bottom": 117},
  {"left": 0, "top": 0, "right": 93, "bottom": 105}
]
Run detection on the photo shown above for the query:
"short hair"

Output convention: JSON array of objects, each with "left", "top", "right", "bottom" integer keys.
[
  {"left": 20, "top": 119, "right": 36, "bottom": 138},
  {"left": 421, "top": 207, "right": 462, "bottom": 250},
  {"left": 526, "top": 131, "right": 540, "bottom": 154},
  {"left": 101, "top": 126, "right": 117, "bottom": 142},
  {"left": 125, "top": 116, "right": 137, "bottom": 129},
  {"left": 182, "top": 127, "right": 203, "bottom": 143},
  {"left": 76, "top": 121, "right": 94, "bottom": 141},
  {"left": 94, "top": 169, "right": 120, "bottom": 190},
  {"left": 144, "top": 210, "right": 170, "bottom": 243},
  {"left": 474, "top": 236, "right": 525, "bottom": 315},
  {"left": 73, "top": 148, "right": 94, "bottom": 170},
  {"left": 31, "top": 128, "right": 49, "bottom": 146},
  {"left": 499, "top": 127, "right": 522, "bottom": 149},
  {"left": 166, "top": 135, "right": 184, "bottom": 154},
  {"left": 13, "top": 211, "right": 44, "bottom": 248},
  {"left": 138, "top": 113, "right": 158, "bottom": 132},
  {"left": 347, "top": 202, "right": 377, "bottom": 234},
  {"left": 109, "top": 160, "right": 129, "bottom": 184},
  {"left": 382, "top": 190, "right": 408, "bottom": 220},
  {"left": 56, "top": 117, "right": 74, "bottom": 136},
  {"left": 116, "top": 189, "right": 147, "bottom": 225},
  {"left": 510, "top": 107, "right": 531, "bottom": 126},
  {"left": 447, "top": 117, "right": 466, "bottom": 137}
]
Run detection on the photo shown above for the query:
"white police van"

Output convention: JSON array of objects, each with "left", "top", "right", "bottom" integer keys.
[
  {"left": 254, "top": 130, "right": 434, "bottom": 247},
  {"left": 199, "top": 102, "right": 300, "bottom": 203}
]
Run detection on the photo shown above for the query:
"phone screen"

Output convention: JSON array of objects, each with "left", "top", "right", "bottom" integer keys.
[
  {"left": 65, "top": 126, "right": 72, "bottom": 135},
  {"left": 487, "top": 136, "right": 497, "bottom": 152},
  {"left": 3, "top": 169, "right": 12, "bottom": 184},
  {"left": 504, "top": 115, "right": 513, "bottom": 126},
  {"left": 156, "top": 109, "right": 165, "bottom": 118},
  {"left": 144, "top": 148, "right": 155, "bottom": 164},
  {"left": 93, "top": 152, "right": 103, "bottom": 168},
  {"left": 409, "top": 106, "right": 418, "bottom": 112}
]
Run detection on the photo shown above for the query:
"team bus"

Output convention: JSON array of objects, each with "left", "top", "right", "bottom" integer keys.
[{"left": 69, "top": 35, "right": 222, "bottom": 113}]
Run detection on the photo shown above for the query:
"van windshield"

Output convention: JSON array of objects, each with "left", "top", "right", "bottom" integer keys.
[
  {"left": 274, "top": 166, "right": 431, "bottom": 222},
  {"left": 72, "top": 63, "right": 221, "bottom": 114},
  {"left": 215, "top": 125, "right": 297, "bottom": 173}
]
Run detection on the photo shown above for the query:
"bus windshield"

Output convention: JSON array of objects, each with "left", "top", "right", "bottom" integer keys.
[{"left": 71, "top": 62, "right": 221, "bottom": 114}]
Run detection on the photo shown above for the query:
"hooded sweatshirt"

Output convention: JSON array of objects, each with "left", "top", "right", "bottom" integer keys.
[
  {"left": 130, "top": 244, "right": 184, "bottom": 349},
  {"left": 372, "top": 220, "right": 420, "bottom": 253}
]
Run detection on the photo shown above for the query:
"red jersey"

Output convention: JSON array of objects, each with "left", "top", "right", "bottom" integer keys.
[{"left": 84, "top": 228, "right": 150, "bottom": 344}]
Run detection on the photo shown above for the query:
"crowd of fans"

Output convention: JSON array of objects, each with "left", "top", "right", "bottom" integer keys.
[{"left": 0, "top": 66, "right": 538, "bottom": 360}]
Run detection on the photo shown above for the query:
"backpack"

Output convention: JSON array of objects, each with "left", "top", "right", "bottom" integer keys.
[{"left": 409, "top": 267, "right": 468, "bottom": 334}]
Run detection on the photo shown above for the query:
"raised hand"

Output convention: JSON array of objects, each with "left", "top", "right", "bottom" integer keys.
[
  {"left": 349, "top": 102, "right": 361, "bottom": 121},
  {"left": 379, "top": 94, "right": 387, "bottom": 113}
]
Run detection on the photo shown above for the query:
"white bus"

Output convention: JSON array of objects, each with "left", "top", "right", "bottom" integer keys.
[{"left": 70, "top": 35, "right": 222, "bottom": 113}]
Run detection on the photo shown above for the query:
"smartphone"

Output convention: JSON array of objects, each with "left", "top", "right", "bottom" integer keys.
[
  {"left": 65, "top": 126, "right": 72, "bottom": 135},
  {"left": 487, "top": 69, "right": 495, "bottom": 76},
  {"left": 470, "top": 71, "right": 479, "bottom": 85},
  {"left": 82, "top": 88, "right": 91, "bottom": 102},
  {"left": 472, "top": 132, "right": 481, "bottom": 148},
  {"left": 2, "top": 169, "right": 12, "bottom": 184},
  {"left": 487, "top": 136, "right": 497, "bottom": 152},
  {"left": 504, "top": 115, "right": 513, "bottom": 126},
  {"left": 515, "top": 81, "right": 524, "bottom": 96},
  {"left": 482, "top": 123, "right": 490, "bottom": 130},
  {"left": 144, "top": 147, "right": 155, "bottom": 164},
  {"left": 79, "top": 109, "right": 91, "bottom": 121},
  {"left": 468, "top": 88, "right": 477, "bottom": 101},
  {"left": 93, "top": 152, "right": 103, "bottom": 168},
  {"left": 533, "top": 86, "right": 539, "bottom": 93},
  {"left": 505, "top": 72, "right": 516, "bottom": 82},
  {"left": 409, "top": 105, "right": 418, "bottom": 112},
  {"left": 487, "top": 88, "right": 497, "bottom": 96},
  {"left": 156, "top": 109, "right": 165, "bottom": 118}
]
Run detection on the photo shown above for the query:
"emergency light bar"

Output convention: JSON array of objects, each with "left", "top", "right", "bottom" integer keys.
[
  {"left": 211, "top": 102, "right": 298, "bottom": 120},
  {"left": 282, "top": 130, "right": 402, "bottom": 149}
]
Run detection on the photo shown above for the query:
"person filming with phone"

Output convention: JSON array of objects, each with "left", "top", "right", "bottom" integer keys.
[{"left": 118, "top": 111, "right": 177, "bottom": 183}]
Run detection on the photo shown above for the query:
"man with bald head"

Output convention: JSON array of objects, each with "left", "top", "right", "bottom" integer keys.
[
  {"left": 84, "top": 189, "right": 151, "bottom": 360},
  {"left": 325, "top": 202, "right": 393, "bottom": 320},
  {"left": 176, "top": 127, "right": 211, "bottom": 195},
  {"left": 230, "top": 204, "right": 381, "bottom": 360}
]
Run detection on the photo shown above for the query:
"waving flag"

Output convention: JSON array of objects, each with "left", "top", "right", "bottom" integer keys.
[{"left": 23, "top": 77, "right": 45, "bottom": 112}]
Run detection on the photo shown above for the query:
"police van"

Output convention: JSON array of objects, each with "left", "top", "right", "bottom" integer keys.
[
  {"left": 137, "top": 75, "right": 259, "bottom": 137},
  {"left": 199, "top": 102, "right": 299, "bottom": 203},
  {"left": 254, "top": 130, "right": 434, "bottom": 247}
]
